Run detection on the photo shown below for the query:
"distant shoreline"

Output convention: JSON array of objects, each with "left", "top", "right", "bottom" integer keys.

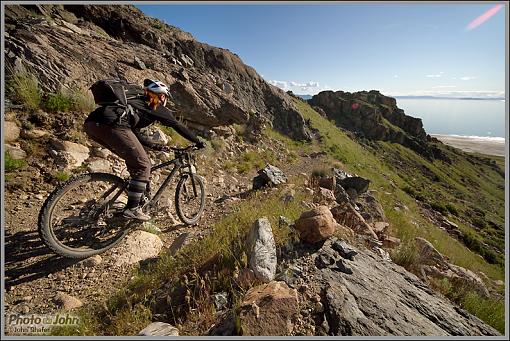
[{"left": 431, "top": 134, "right": 506, "bottom": 157}]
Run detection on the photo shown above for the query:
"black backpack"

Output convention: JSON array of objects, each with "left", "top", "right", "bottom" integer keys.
[
  {"left": 90, "top": 79, "right": 143, "bottom": 106},
  {"left": 89, "top": 79, "right": 144, "bottom": 125}
]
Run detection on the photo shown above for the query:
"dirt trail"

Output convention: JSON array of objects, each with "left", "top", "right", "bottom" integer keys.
[{"left": 3, "top": 152, "right": 322, "bottom": 317}]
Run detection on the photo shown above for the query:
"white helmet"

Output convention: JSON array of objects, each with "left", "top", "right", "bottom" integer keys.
[{"left": 143, "top": 79, "right": 169, "bottom": 96}]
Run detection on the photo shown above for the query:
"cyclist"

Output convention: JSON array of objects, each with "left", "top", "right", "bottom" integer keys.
[{"left": 84, "top": 79, "right": 205, "bottom": 221}]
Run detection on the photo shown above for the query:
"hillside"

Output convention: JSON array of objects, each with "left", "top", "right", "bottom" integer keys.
[{"left": 3, "top": 4, "right": 506, "bottom": 337}]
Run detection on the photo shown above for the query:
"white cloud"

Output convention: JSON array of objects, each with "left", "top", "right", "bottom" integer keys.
[
  {"left": 289, "top": 81, "right": 320, "bottom": 88},
  {"left": 431, "top": 85, "right": 457, "bottom": 88},
  {"left": 393, "top": 75, "right": 399, "bottom": 78},
  {"left": 426, "top": 74, "right": 443, "bottom": 78},
  {"left": 269, "top": 79, "right": 324, "bottom": 94},
  {"left": 268, "top": 80, "right": 288, "bottom": 90},
  {"left": 460, "top": 76, "right": 476, "bottom": 81}
]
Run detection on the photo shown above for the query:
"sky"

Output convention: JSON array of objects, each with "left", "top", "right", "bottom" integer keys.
[{"left": 136, "top": 3, "right": 506, "bottom": 99}]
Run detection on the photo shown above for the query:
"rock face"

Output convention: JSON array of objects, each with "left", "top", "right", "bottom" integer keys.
[
  {"left": 113, "top": 230, "right": 163, "bottom": 267},
  {"left": 279, "top": 238, "right": 499, "bottom": 336},
  {"left": 294, "top": 206, "right": 337, "bottom": 244},
  {"left": 238, "top": 281, "right": 299, "bottom": 336},
  {"left": 309, "top": 90, "right": 437, "bottom": 159},
  {"left": 247, "top": 217, "right": 277, "bottom": 283},
  {"left": 5, "top": 4, "right": 311, "bottom": 141}
]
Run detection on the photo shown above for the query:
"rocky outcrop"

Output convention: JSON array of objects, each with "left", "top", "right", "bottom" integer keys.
[
  {"left": 277, "top": 238, "right": 499, "bottom": 336},
  {"left": 5, "top": 4, "right": 310, "bottom": 141},
  {"left": 308, "top": 90, "right": 436, "bottom": 159},
  {"left": 415, "top": 237, "right": 490, "bottom": 298}
]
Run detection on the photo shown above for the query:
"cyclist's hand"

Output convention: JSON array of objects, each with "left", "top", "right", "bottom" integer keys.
[{"left": 195, "top": 141, "right": 206, "bottom": 149}]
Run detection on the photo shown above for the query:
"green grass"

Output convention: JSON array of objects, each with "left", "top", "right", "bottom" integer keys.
[
  {"left": 53, "top": 171, "right": 71, "bottom": 182},
  {"left": 4, "top": 152, "right": 27, "bottom": 172},
  {"left": 75, "top": 179, "right": 312, "bottom": 335},
  {"left": 45, "top": 87, "right": 96, "bottom": 113},
  {"left": 6, "top": 66, "right": 42, "bottom": 110},
  {"left": 224, "top": 149, "right": 277, "bottom": 174}
]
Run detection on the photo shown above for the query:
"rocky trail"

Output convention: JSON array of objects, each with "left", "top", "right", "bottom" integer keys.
[{"left": 3, "top": 148, "right": 320, "bottom": 318}]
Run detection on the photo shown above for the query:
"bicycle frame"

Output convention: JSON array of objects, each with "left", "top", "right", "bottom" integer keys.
[{"left": 95, "top": 150, "right": 198, "bottom": 216}]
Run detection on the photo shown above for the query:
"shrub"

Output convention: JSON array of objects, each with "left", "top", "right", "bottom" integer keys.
[
  {"left": 53, "top": 171, "right": 71, "bottom": 182},
  {"left": 6, "top": 67, "right": 42, "bottom": 110},
  {"left": 46, "top": 92, "right": 74, "bottom": 112},
  {"left": 4, "top": 152, "right": 27, "bottom": 172}
]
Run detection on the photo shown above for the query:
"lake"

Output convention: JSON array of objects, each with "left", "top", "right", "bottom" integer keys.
[{"left": 395, "top": 98, "right": 506, "bottom": 138}]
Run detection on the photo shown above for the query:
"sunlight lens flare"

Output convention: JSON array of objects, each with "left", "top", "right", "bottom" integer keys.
[{"left": 466, "top": 4, "right": 503, "bottom": 31}]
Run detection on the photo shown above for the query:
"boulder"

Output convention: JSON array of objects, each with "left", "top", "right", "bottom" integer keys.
[
  {"left": 381, "top": 235, "right": 401, "bottom": 249},
  {"left": 113, "top": 230, "right": 163, "bottom": 267},
  {"left": 318, "top": 176, "right": 335, "bottom": 190},
  {"left": 247, "top": 217, "right": 277, "bottom": 283},
  {"left": 330, "top": 203, "right": 378, "bottom": 239},
  {"left": 294, "top": 206, "right": 337, "bottom": 244},
  {"left": 415, "top": 237, "right": 447, "bottom": 267},
  {"left": 51, "top": 140, "right": 90, "bottom": 168},
  {"left": 21, "top": 128, "right": 48, "bottom": 139},
  {"left": 238, "top": 281, "right": 299, "bottom": 336},
  {"left": 53, "top": 292, "right": 83, "bottom": 310},
  {"left": 4, "top": 121, "right": 21, "bottom": 142},
  {"left": 252, "top": 164, "right": 287, "bottom": 190},
  {"left": 5, "top": 144, "right": 26, "bottom": 160},
  {"left": 77, "top": 255, "right": 102, "bottom": 268},
  {"left": 316, "top": 187, "right": 337, "bottom": 205},
  {"left": 372, "top": 222, "right": 389, "bottom": 237},
  {"left": 138, "top": 322, "right": 179, "bottom": 336},
  {"left": 87, "top": 158, "right": 111, "bottom": 173},
  {"left": 333, "top": 168, "right": 370, "bottom": 195}
]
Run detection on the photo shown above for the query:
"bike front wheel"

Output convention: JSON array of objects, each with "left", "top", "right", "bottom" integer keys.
[
  {"left": 175, "top": 174, "right": 206, "bottom": 225},
  {"left": 38, "top": 173, "right": 130, "bottom": 259}
]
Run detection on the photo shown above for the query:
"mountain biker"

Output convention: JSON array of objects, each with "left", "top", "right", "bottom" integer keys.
[{"left": 84, "top": 79, "right": 205, "bottom": 221}]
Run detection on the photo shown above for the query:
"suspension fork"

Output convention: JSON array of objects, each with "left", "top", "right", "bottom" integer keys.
[{"left": 184, "top": 152, "right": 198, "bottom": 197}]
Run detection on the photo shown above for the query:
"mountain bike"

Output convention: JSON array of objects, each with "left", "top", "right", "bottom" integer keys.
[{"left": 38, "top": 145, "right": 205, "bottom": 259}]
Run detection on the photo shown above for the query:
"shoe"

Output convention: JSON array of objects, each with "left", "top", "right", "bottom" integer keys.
[{"left": 123, "top": 206, "right": 151, "bottom": 221}]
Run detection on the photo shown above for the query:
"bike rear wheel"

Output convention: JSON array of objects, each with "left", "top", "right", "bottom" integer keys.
[
  {"left": 175, "top": 174, "right": 205, "bottom": 225},
  {"left": 38, "top": 173, "right": 131, "bottom": 259}
]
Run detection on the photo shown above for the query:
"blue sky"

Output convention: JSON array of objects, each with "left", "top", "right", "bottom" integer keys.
[{"left": 136, "top": 3, "right": 506, "bottom": 98}]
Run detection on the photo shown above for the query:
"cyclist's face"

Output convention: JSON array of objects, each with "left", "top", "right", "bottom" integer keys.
[{"left": 159, "top": 94, "right": 167, "bottom": 106}]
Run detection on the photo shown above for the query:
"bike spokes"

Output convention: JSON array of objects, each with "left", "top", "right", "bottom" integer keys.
[{"left": 48, "top": 177, "right": 128, "bottom": 252}]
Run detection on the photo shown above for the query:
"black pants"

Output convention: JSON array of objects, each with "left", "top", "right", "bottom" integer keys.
[{"left": 83, "top": 121, "right": 151, "bottom": 182}]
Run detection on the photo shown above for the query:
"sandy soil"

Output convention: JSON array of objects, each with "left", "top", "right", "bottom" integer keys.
[{"left": 431, "top": 134, "right": 506, "bottom": 157}]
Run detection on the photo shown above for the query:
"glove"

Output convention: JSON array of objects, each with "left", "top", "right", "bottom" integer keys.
[{"left": 195, "top": 141, "right": 205, "bottom": 149}]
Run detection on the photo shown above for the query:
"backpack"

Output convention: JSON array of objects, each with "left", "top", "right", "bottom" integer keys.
[{"left": 89, "top": 79, "right": 144, "bottom": 125}]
